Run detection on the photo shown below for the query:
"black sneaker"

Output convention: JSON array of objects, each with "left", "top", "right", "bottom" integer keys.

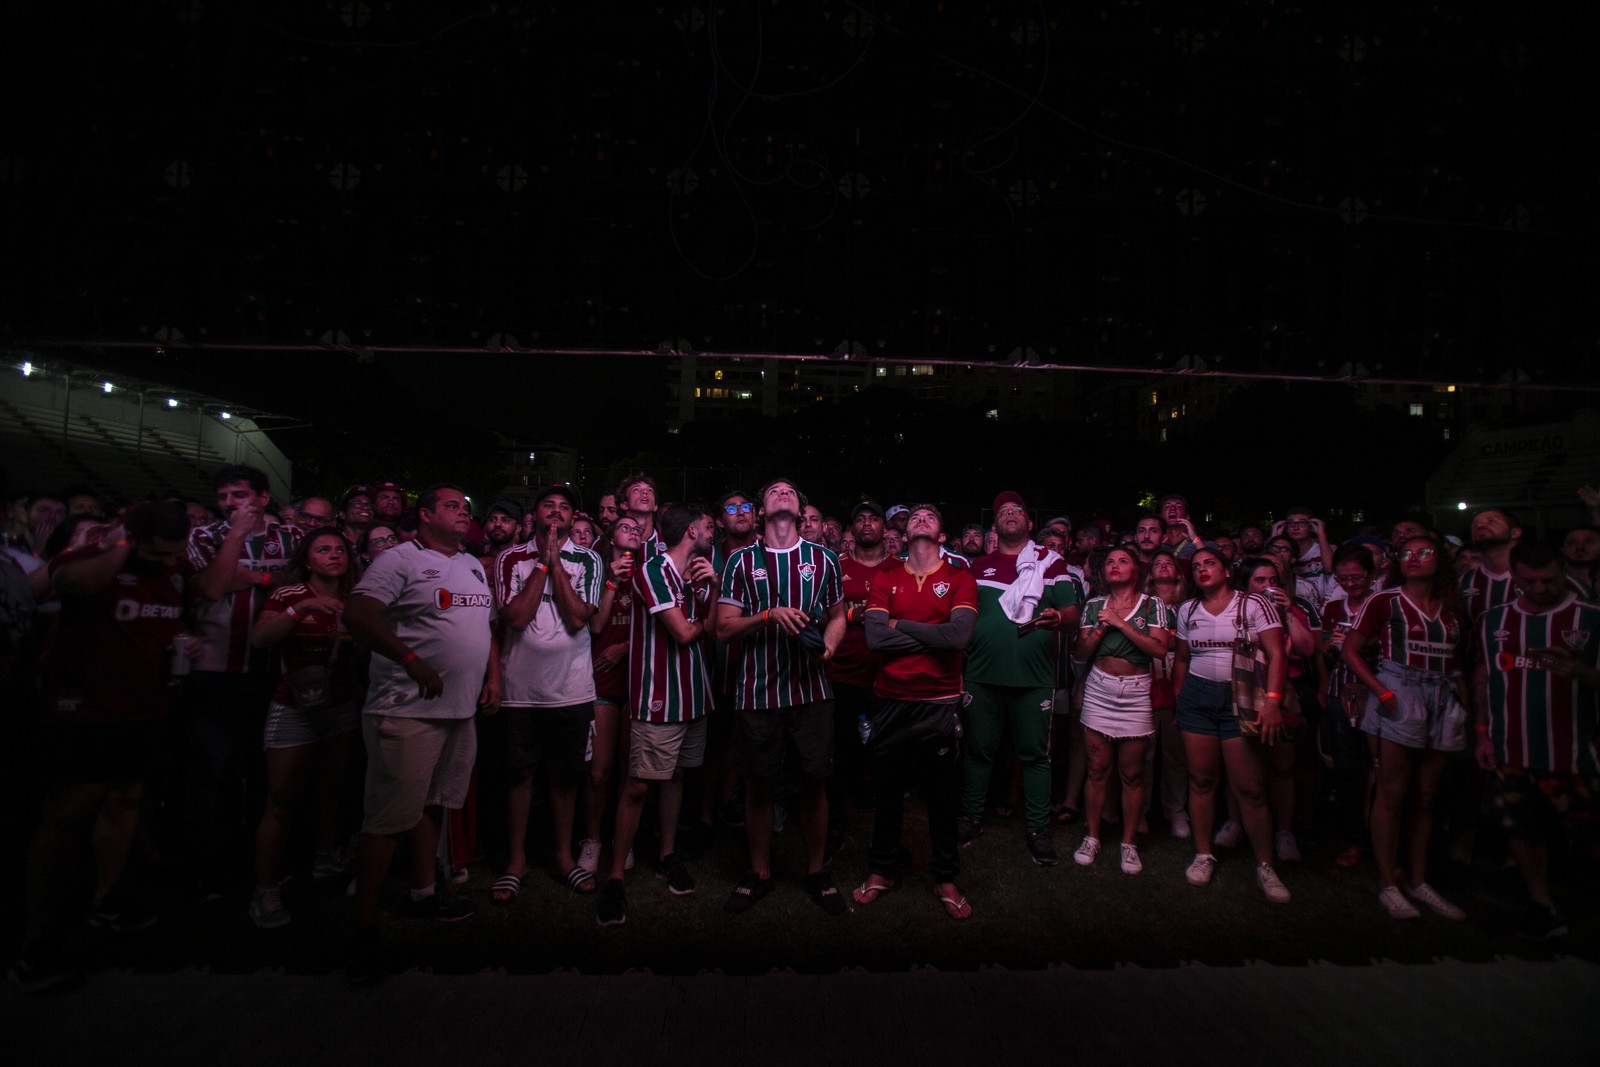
[
  {"left": 656, "top": 853, "right": 696, "bottom": 896},
  {"left": 805, "top": 871, "right": 849, "bottom": 916},
  {"left": 956, "top": 815, "right": 983, "bottom": 848},
  {"left": 1025, "top": 828, "right": 1059, "bottom": 867},
  {"left": 1517, "top": 904, "right": 1569, "bottom": 942},
  {"left": 399, "top": 888, "right": 475, "bottom": 922},
  {"left": 7, "top": 946, "right": 79, "bottom": 995},
  {"left": 88, "top": 884, "right": 159, "bottom": 933},
  {"left": 597, "top": 879, "right": 628, "bottom": 927},
  {"left": 724, "top": 870, "right": 774, "bottom": 914}
]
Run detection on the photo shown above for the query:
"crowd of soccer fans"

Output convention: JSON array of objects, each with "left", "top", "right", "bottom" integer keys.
[{"left": 3, "top": 468, "right": 1598, "bottom": 989}]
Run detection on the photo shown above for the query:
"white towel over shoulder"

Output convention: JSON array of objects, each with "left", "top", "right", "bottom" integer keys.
[{"left": 997, "top": 542, "right": 1061, "bottom": 624}]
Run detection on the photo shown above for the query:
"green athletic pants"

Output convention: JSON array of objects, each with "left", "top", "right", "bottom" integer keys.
[{"left": 961, "top": 681, "right": 1054, "bottom": 833}]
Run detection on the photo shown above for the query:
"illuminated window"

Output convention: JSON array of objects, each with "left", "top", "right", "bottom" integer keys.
[
  {"left": 1409, "top": 403, "right": 1424, "bottom": 417},
  {"left": 911, "top": 364, "right": 934, "bottom": 376},
  {"left": 1170, "top": 407, "right": 1179, "bottom": 419},
  {"left": 714, "top": 369, "right": 723, "bottom": 380},
  {"left": 985, "top": 409, "right": 999, "bottom": 420},
  {"left": 1150, "top": 390, "right": 1158, "bottom": 406},
  {"left": 875, "top": 367, "right": 887, "bottom": 378}
]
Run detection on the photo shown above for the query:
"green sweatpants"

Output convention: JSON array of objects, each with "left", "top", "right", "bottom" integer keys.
[{"left": 961, "top": 681, "right": 1054, "bottom": 833}]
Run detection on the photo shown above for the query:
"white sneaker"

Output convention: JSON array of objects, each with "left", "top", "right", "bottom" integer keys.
[
  {"left": 249, "top": 885, "right": 291, "bottom": 929},
  {"left": 1378, "top": 885, "right": 1420, "bottom": 919},
  {"left": 1119, "top": 842, "right": 1143, "bottom": 875},
  {"left": 1405, "top": 882, "right": 1465, "bottom": 921},
  {"left": 1073, "top": 836, "right": 1101, "bottom": 866},
  {"left": 1185, "top": 853, "right": 1216, "bottom": 886},
  {"left": 1169, "top": 812, "right": 1192, "bottom": 840},
  {"left": 1255, "top": 863, "right": 1291, "bottom": 904},
  {"left": 1274, "top": 830, "right": 1302, "bottom": 863},
  {"left": 1213, "top": 820, "right": 1242, "bottom": 848},
  {"left": 576, "top": 838, "right": 601, "bottom": 876}
]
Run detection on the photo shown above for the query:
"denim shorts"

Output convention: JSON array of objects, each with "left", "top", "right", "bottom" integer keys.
[{"left": 1175, "top": 676, "right": 1241, "bottom": 741}]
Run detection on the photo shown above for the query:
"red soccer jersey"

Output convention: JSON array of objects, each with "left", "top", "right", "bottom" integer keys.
[
  {"left": 592, "top": 581, "right": 632, "bottom": 702},
  {"left": 827, "top": 552, "right": 897, "bottom": 689},
  {"left": 258, "top": 585, "right": 358, "bottom": 707},
  {"left": 1351, "top": 588, "right": 1464, "bottom": 675},
  {"left": 40, "top": 545, "right": 186, "bottom": 723},
  {"left": 866, "top": 559, "right": 979, "bottom": 701},
  {"left": 1478, "top": 596, "right": 1600, "bottom": 773}
]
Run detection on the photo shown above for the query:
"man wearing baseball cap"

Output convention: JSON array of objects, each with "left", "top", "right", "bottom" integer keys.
[
  {"left": 960, "top": 490, "right": 1079, "bottom": 865},
  {"left": 491, "top": 483, "right": 604, "bottom": 899},
  {"left": 479, "top": 499, "right": 523, "bottom": 570},
  {"left": 827, "top": 501, "right": 895, "bottom": 843},
  {"left": 372, "top": 481, "right": 407, "bottom": 524},
  {"left": 339, "top": 485, "right": 375, "bottom": 546}
]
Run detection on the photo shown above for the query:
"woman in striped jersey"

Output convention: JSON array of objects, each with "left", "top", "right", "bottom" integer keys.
[{"left": 1341, "top": 535, "right": 1470, "bottom": 921}]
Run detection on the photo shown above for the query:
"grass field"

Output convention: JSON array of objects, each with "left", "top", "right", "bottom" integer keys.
[{"left": 84, "top": 794, "right": 1598, "bottom": 979}]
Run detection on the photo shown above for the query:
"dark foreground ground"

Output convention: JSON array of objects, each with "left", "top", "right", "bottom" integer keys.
[{"left": 4, "top": 796, "right": 1598, "bottom": 1064}]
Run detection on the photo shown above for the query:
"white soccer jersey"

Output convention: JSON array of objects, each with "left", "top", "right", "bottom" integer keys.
[
  {"left": 353, "top": 540, "right": 495, "bottom": 720},
  {"left": 495, "top": 539, "right": 603, "bottom": 707}
]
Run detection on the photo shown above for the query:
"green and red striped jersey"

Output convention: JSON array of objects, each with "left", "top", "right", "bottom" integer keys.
[{"left": 1478, "top": 596, "right": 1600, "bottom": 774}]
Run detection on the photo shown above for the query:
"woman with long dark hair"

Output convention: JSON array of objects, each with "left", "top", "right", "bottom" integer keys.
[
  {"left": 1171, "top": 546, "right": 1292, "bottom": 903},
  {"left": 1145, "top": 547, "right": 1190, "bottom": 838},
  {"left": 1340, "top": 534, "right": 1469, "bottom": 920},
  {"left": 247, "top": 528, "right": 360, "bottom": 928}
]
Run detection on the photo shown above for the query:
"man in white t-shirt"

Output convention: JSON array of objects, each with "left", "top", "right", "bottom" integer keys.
[
  {"left": 492, "top": 484, "right": 603, "bottom": 898},
  {"left": 344, "top": 484, "right": 500, "bottom": 976}
]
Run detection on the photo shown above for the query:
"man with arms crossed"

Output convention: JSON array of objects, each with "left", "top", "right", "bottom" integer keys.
[{"left": 855, "top": 504, "right": 979, "bottom": 920}]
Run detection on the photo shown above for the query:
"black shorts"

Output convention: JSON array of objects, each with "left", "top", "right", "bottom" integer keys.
[
  {"left": 734, "top": 700, "right": 834, "bottom": 783},
  {"left": 36, "top": 718, "right": 172, "bottom": 784},
  {"left": 500, "top": 703, "right": 594, "bottom": 776}
]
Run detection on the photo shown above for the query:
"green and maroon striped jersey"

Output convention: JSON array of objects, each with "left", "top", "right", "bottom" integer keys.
[
  {"left": 627, "top": 553, "right": 711, "bottom": 724},
  {"left": 719, "top": 539, "right": 842, "bottom": 710},
  {"left": 1351, "top": 589, "right": 1464, "bottom": 676},
  {"left": 1478, "top": 596, "right": 1600, "bottom": 773}
]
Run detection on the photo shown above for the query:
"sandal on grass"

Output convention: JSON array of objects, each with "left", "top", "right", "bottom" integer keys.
[
  {"left": 934, "top": 886, "right": 973, "bottom": 921},
  {"left": 560, "top": 866, "right": 597, "bottom": 895},
  {"left": 723, "top": 870, "right": 773, "bottom": 914},
  {"left": 852, "top": 877, "right": 897, "bottom": 906},
  {"left": 491, "top": 873, "right": 523, "bottom": 905},
  {"left": 805, "top": 871, "right": 849, "bottom": 916}
]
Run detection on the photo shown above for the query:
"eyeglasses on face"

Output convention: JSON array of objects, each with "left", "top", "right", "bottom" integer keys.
[
  {"left": 997, "top": 505, "right": 1026, "bottom": 517},
  {"left": 613, "top": 523, "right": 640, "bottom": 535},
  {"left": 723, "top": 502, "right": 754, "bottom": 514},
  {"left": 367, "top": 535, "right": 398, "bottom": 548},
  {"left": 1398, "top": 548, "right": 1435, "bottom": 561}
]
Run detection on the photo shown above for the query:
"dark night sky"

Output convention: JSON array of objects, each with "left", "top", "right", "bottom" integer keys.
[{"left": 3, "top": 2, "right": 1595, "bottom": 504}]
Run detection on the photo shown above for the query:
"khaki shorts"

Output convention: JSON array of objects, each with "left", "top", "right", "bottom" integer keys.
[
  {"left": 360, "top": 715, "right": 477, "bottom": 835},
  {"left": 629, "top": 718, "right": 708, "bottom": 781}
]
